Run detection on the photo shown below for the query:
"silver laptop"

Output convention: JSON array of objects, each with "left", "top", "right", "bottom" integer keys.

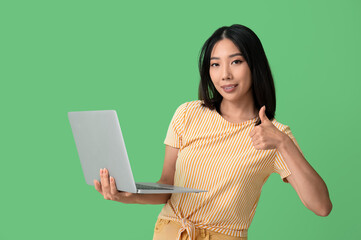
[{"left": 68, "top": 110, "right": 207, "bottom": 194}]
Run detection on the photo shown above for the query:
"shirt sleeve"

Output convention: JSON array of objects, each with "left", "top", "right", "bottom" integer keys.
[
  {"left": 273, "top": 125, "right": 304, "bottom": 183},
  {"left": 164, "top": 102, "right": 188, "bottom": 148}
]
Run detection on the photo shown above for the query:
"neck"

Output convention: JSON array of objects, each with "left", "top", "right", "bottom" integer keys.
[{"left": 219, "top": 97, "right": 257, "bottom": 121}]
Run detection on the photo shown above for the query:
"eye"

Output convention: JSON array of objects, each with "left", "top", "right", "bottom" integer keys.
[
  {"left": 210, "top": 63, "right": 219, "bottom": 67},
  {"left": 232, "top": 60, "right": 243, "bottom": 64}
]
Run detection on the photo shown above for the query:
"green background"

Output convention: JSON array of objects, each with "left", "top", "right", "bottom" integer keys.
[{"left": 1, "top": 0, "right": 360, "bottom": 239}]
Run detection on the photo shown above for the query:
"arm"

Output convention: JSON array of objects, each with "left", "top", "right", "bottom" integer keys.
[
  {"left": 94, "top": 145, "right": 179, "bottom": 205},
  {"left": 134, "top": 145, "right": 179, "bottom": 204},
  {"left": 278, "top": 134, "right": 333, "bottom": 216},
  {"left": 249, "top": 106, "right": 332, "bottom": 216}
]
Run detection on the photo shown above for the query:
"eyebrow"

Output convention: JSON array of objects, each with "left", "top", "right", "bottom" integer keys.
[{"left": 210, "top": 53, "right": 243, "bottom": 60}]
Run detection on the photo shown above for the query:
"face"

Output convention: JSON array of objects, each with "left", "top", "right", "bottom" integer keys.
[{"left": 209, "top": 38, "right": 253, "bottom": 104}]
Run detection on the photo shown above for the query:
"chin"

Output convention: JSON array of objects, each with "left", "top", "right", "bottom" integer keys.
[{"left": 222, "top": 96, "right": 242, "bottom": 103}]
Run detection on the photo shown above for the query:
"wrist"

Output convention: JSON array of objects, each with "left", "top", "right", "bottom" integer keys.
[
  {"left": 277, "top": 132, "right": 291, "bottom": 150},
  {"left": 132, "top": 193, "right": 140, "bottom": 204},
  {"left": 113, "top": 192, "right": 139, "bottom": 204},
  {"left": 123, "top": 193, "right": 139, "bottom": 204}
]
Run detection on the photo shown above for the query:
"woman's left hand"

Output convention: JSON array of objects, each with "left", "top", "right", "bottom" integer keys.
[{"left": 249, "top": 106, "right": 287, "bottom": 150}]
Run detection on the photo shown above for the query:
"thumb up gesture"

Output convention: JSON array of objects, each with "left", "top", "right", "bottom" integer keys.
[{"left": 249, "top": 106, "right": 286, "bottom": 150}]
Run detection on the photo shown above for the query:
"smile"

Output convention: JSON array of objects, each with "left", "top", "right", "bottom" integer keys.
[{"left": 221, "top": 84, "right": 238, "bottom": 93}]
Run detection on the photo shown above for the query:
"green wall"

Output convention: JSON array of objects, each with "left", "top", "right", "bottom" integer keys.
[{"left": 1, "top": 0, "right": 360, "bottom": 239}]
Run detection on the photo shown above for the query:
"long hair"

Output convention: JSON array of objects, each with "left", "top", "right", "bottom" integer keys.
[{"left": 198, "top": 24, "right": 276, "bottom": 126}]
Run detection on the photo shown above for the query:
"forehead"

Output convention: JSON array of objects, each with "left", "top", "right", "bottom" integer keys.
[{"left": 211, "top": 38, "right": 241, "bottom": 56}]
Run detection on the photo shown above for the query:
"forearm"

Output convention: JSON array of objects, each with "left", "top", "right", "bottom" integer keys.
[
  {"left": 134, "top": 193, "right": 172, "bottom": 205},
  {"left": 122, "top": 180, "right": 172, "bottom": 204},
  {"left": 278, "top": 135, "right": 332, "bottom": 216}
]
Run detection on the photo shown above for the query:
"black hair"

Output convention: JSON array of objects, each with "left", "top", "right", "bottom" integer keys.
[{"left": 198, "top": 24, "right": 276, "bottom": 126}]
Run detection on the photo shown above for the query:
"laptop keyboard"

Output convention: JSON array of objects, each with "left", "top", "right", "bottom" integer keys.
[{"left": 136, "top": 183, "right": 173, "bottom": 190}]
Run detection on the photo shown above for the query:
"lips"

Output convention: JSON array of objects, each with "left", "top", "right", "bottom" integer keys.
[
  {"left": 220, "top": 84, "right": 238, "bottom": 93},
  {"left": 221, "top": 84, "right": 238, "bottom": 90}
]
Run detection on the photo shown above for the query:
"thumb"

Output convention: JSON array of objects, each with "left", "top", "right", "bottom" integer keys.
[{"left": 259, "top": 105, "right": 269, "bottom": 123}]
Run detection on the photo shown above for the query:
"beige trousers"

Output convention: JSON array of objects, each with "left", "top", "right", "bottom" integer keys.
[{"left": 152, "top": 218, "right": 248, "bottom": 240}]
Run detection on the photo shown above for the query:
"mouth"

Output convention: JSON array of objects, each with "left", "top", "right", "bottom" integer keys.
[{"left": 221, "top": 84, "right": 238, "bottom": 92}]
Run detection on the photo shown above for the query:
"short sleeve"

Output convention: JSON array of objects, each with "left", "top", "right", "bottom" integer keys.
[
  {"left": 273, "top": 126, "right": 304, "bottom": 183},
  {"left": 164, "top": 102, "right": 188, "bottom": 148}
]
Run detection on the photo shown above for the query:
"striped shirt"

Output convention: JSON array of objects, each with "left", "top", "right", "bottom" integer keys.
[{"left": 157, "top": 100, "right": 303, "bottom": 240}]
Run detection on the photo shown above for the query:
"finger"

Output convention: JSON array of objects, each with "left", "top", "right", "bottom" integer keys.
[
  {"left": 254, "top": 138, "right": 269, "bottom": 150},
  {"left": 252, "top": 139, "right": 263, "bottom": 150},
  {"left": 251, "top": 134, "right": 260, "bottom": 143},
  {"left": 253, "top": 144, "right": 261, "bottom": 150},
  {"left": 100, "top": 168, "right": 111, "bottom": 192},
  {"left": 94, "top": 179, "right": 103, "bottom": 195},
  {"left": 249, "top": 129, "right": 254, "bottom": 138},
  {"left": 259, "top": 105, "right": 269, "bottom": 123},
  {"left": 110, "top": 176, "right": 118, "bottom": 195},
  {"left": 249, "top": 127, "right": 258, "bottom": 138},
  {"left": 253, "top": 138, "right": 261, "bottom": 147}
]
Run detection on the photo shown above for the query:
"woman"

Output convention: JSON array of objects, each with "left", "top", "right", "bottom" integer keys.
[{"left": 94, "top": 24, "right": 333, "bottom": 240}]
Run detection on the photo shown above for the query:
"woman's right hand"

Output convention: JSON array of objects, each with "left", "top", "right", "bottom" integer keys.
[{"left": 94, "top": 168, "right": 138, "bottom": 204}]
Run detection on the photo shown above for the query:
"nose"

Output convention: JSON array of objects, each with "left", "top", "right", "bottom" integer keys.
[{"left": 221, "top": 65, "right": 232, "bottom": 80}]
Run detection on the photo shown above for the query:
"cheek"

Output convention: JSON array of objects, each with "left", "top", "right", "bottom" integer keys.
[
  {"left": 209, "top": 70, "right": 218, "bottom": 84},
  {"left": 243, "top": 66, "right": 252, "bottom": 82},
  {"left": 209, "top": 69, "right": 215, "bottom": 78},
  {"left": 236, "top": 68, "right": 252, "bottom": 85}
]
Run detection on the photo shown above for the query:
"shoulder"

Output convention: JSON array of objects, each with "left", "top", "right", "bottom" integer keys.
[
  {"left": 174, "top": 100, "right": 206, "bottom": 114},
  {"left": 170, "top": 100, "right": 208, "bottom": 124},
  {"left": 271, "top": 118, "right": 301, "bottom": 152},
  {"left": 271, "top": 118, "right": 291, "bottom": 133},
  {"left": 186, "top": 100, "right": 206, "bottom": 110}
]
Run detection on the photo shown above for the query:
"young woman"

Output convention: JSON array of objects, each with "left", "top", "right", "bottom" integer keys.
[{"left": 94, "top": 24, "right": 332, "bottom": 240}]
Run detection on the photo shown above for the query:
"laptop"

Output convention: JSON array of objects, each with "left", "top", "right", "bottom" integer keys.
[{"left": 68, "top": 110, "right": 207, "bottom": 194}]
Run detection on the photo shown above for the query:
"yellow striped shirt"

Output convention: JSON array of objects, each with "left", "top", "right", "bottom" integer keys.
[{"left": 157, "top": 100, "right": 303, "bottom": 240}]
